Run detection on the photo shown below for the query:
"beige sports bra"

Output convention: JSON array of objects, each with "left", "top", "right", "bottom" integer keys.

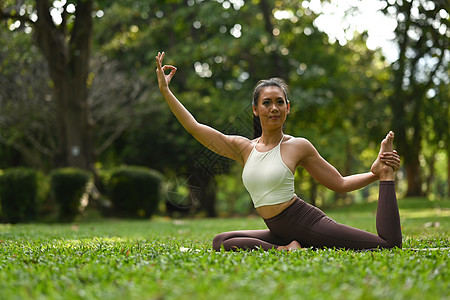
[{"left": 242, "top": 136, "right": 295, "bottom": 208}]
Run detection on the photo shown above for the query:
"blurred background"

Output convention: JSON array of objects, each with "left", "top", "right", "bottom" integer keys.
[{"left": 0, "top": 0, "right": 448, "bottom": 222}]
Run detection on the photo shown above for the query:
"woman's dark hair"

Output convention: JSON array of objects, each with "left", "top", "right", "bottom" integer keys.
[{"left": 252, "top": 78, "right": 290, "bottom": 138}]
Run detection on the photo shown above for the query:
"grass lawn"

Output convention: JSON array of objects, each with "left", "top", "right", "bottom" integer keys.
[{"left": 0, "top": 197, "right": 448, "bottom": 300}]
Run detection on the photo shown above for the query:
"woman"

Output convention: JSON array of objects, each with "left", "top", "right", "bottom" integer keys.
[{"left": 156, "top": 52, "right": 402, "bottom": 251}]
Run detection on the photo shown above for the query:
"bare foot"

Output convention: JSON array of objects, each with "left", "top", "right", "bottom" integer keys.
[
  {"left": 371, "top": 131, "right": 395, "bottom": 181},
  {"left": 277, "top": 240, "right": 302, "bottom": 251}
]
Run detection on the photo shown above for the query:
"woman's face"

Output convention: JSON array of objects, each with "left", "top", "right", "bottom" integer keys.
[{"left": 253, "top": 86, "right": 290, "bottom": 130}]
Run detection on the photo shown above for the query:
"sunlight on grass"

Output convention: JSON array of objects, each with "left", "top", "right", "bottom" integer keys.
[{"left": 401, "top": 208, "right": 450, "bottom": 219}]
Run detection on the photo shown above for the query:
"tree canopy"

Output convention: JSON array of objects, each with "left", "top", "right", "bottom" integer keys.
[{"left": 0, "top": 0, "right": 448, "bottom": 215}]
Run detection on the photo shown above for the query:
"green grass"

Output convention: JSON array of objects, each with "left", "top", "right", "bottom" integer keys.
[{"left": 0, "top": 198, "right": 448, "bottom": 300}]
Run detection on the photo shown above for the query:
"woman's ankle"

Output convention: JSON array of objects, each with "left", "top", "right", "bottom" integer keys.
[{"left": 379, "top": 170, "right": 395, "bottom": 181}]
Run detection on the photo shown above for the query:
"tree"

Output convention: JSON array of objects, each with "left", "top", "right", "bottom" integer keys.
[
  {"left": 0, "top": 1, "right": 150, "bottom": 173},
  {"left": 1, "top": 0, "right": 95, "bottom": 171},
  {"left": 382, "top": 0, "right": 449, "bottom": 196},
  {"left": 0, "top": 29, "right": 56, "bottom": 169}
]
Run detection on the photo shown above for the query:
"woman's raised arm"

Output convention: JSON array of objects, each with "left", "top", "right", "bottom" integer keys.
[{"left": 155, "top": 52, "right": 250, "bottom": 164}]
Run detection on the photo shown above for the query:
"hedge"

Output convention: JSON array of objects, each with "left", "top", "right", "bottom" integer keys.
[
  {"left": 0, "top": 167, "right": 37, "bottom": 223},
  {"left": 107, "top": 166, "right": 162, "bottom": 218},
  {"left": 50, "top": 168, "right": 91, "bottom": 222}
]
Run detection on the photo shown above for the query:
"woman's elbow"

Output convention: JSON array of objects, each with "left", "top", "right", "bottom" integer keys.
[{"left": 334, "top": 187, "right": 348, "bottom": 194}]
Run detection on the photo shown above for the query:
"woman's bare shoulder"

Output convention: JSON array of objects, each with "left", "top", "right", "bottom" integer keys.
[
  {"left": 284, "top": 135, "right": 314, "bottom": 148},
  {"left": 283, "top": 135, "right": 318, "bottom": 164}
]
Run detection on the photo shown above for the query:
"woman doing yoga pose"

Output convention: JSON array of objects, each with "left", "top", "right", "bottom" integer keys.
[{"left": 156, "top": 52, "right": 402, "bottom": 251}]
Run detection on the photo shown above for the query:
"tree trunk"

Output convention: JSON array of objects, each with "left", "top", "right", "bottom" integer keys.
[
  {"left": 53, "top": 77, "right": 95, "bottom": 170},
  {"left": 309, "top": 176, "right": 317, "bottom": 206},
  {"left": 425, "top": 154, "right": 436, "bottom": 196},
  {"left": 202, "top": 176, "right": 217, "bottom": 218},
  {"left": 34, "top": 0, "right": 94, "bottom": 171},
  {"left": 405, "top": 156, "right": 423, "bottom": 196},
  {"left": 391, "top": 93, "right": 424, "bottom": 197},
  {"left": 448, "top": 147, "right": 450, "bottom": 197}
]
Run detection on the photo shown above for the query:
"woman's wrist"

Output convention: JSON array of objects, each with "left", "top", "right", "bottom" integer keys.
[
  {"left": 159, "top": 85, "right": 169, "bottom": 92},
  {"left": 370, "top": 169, "right": 380, "bottom": 179}
]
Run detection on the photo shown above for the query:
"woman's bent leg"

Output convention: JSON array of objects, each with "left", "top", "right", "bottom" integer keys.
[
  {"left": 212, "top": 230, "right": 289, "bottom": 251},
  {"left": 213, "top": 182, "right": 402, "bottom": 251},
  {"left": 265, "top": 181, "right": 402, "bottom": 250}
]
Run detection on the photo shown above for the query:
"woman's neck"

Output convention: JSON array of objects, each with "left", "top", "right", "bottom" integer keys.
[{"left": 259, "top": 130, "right": 284, "bottom": 146}]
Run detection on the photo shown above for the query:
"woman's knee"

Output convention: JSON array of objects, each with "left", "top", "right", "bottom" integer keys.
[
  {"left": 386, "top": 233, "right": 402, "bottom": 249},
  {"left": 379, "top": 239, "right": 402, "bottom": 250},
  {"left": 212, "top": 232, "right": 227, "bottom": 251}
]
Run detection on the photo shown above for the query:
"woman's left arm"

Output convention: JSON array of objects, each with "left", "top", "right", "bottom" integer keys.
[{"left": 297, "top": 139, "right": 382, "bottom": 194}]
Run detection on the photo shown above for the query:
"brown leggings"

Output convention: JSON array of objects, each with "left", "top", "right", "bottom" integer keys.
[{"left": 212, "top": 181, "right": 402, "bottom": 251}]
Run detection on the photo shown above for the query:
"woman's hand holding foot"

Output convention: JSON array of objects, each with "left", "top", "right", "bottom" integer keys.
[{"left": 371, "top": 131, "right": 400, "bottom": 181}]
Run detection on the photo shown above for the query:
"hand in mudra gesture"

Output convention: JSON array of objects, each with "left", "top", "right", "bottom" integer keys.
[{"left": 155, "top": 51, "right": 177, "bottom": 90}]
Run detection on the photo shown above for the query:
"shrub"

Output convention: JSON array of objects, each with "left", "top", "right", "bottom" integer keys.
[
  {"left": 35, "top": 171, "right": 54, "bottom": 220},
  {"left": 107, "top": 166, "right": 162, "bottom": 218},
  {"left": 0, "top": 167, "right": 37, "bottom": 223},
  {"left": 50, "top": 168, "right": 91, "bottom": 222}
]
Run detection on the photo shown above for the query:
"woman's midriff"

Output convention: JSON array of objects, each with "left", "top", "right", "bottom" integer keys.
[{"left": 256, "top": 196, "right": 297, "bottom": 219}]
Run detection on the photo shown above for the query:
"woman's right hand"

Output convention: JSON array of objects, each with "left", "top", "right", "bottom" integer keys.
[{"left": 155, "top": 51, "right": 177, "bottom": 91}]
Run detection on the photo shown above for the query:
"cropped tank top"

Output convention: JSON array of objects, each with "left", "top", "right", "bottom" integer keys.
[{"left": 242, "top": 135, "right": 295, "bottom": 208}]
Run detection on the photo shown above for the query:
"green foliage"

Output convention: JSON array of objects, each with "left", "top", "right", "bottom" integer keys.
[
  {"left": 50, "top": 168, "right": 91, "bottom": 222},
  {"left": 0, "top": 29, "right": 54, "bottom": 170},
  {"left": 215, "top": 164, "right": 254, "bottom": 216},
  {"left": 94, "top": 1, "right": 394, "bottom": 176},
  {"left": 1, "top": 0, "right": 448, "bottom": 206},
  {"left": 107, "top": 166, "right": 162, "bottom": 219},
  {"left": 0, "top": 198, "right": 448, "bottom": 299},
  {"left": 0, "top": 167, "right": 37, "bottom": 223},
  {"left": 382, "top": 0, "right": 449, "bottom": 196}
]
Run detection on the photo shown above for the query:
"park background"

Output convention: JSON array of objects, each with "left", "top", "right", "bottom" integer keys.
[
  {"left": 1, "top": 0, "right": 448, "bottom": 221},
  {"left": 0, "top": 1, "right": 449, "bottom": 299}
]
